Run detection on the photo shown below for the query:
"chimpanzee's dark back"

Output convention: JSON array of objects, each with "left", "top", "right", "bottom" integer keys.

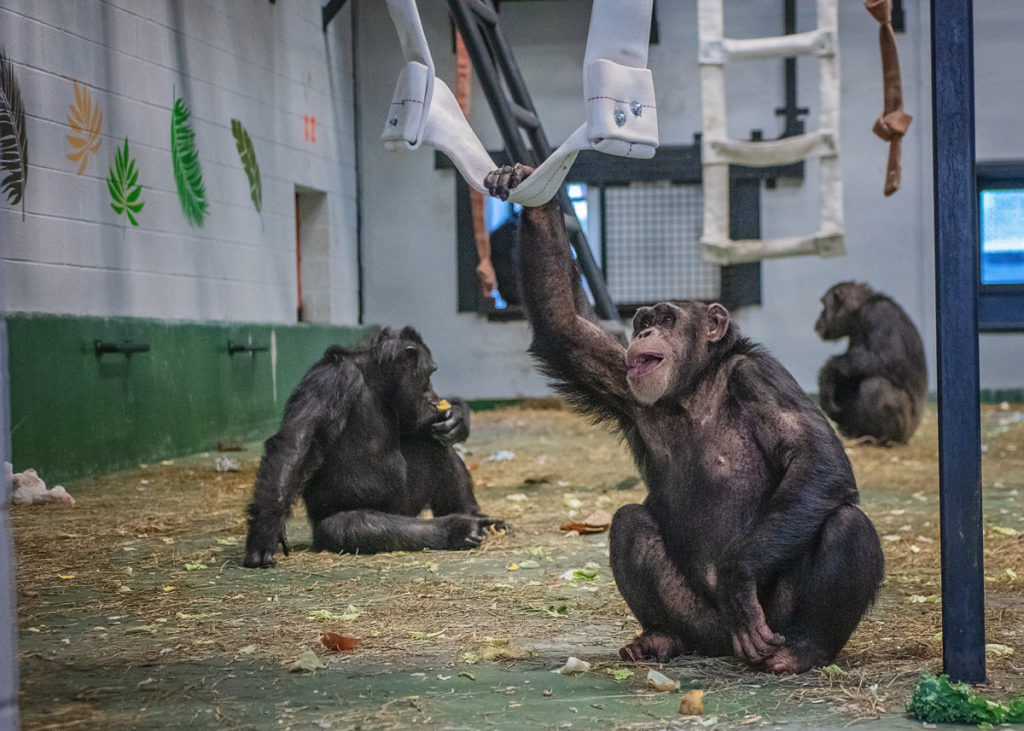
[{"left": 848, "top": 294, "right": 927, "bottom": 399}]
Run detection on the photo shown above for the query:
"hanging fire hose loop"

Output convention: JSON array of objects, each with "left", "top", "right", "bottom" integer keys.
[
  {"left": 382, "top": 0, "right": 659, "bottom": 206},
  {"left": 452, "top": 31, "right": 499, "bottom": 300}
]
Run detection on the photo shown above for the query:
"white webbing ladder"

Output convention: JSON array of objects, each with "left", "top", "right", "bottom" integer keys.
[{"left": 698, "top": 0, "right": 845, "bottom": 264}]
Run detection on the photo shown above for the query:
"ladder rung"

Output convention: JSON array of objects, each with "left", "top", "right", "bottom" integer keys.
[{"left": 699, "top": 28, "right": 835, "bottom": 64}]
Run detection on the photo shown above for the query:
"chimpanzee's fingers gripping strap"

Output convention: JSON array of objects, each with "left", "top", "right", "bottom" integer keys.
[{"left": 382, "top": 0, "right": 659, "bottom": 206}]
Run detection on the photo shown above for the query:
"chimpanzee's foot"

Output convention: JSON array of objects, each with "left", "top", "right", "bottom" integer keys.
[
  {"left": 619, "top": 631, "right": 682, "bottom": 663},
  {"left": 845, "top": 435, "right": 880, "bottom": 447},
  {"left": 755, "top": 645, "right": 820, "bottom": 675}
]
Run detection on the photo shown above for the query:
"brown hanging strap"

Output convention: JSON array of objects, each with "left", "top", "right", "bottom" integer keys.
[
  {"left": 454, "top": 33, "right": 500, "bottom": 299},
  {"left": 866, "top": 0, "right": 912, "bottom": 196}
]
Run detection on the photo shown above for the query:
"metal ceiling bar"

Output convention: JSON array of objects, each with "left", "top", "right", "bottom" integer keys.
[{"left": 321, "top": 0, "right": 349, "bottom": 32}]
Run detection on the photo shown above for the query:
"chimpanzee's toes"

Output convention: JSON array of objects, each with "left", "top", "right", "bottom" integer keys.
[
  {"left": 757, "top": 647, "right": 802, "bottom": 675},
  {"left": 485, "top": 519, "right": 511, "bottom": 536},
  {"left": 243, "top": 551, "right": 276, "bottom": 569},
  {"left": 619, "top": 642, "right": 642, "bottom": 663},
  {"left": 619, "top": 632, "right": 680, "bottom": 663}
]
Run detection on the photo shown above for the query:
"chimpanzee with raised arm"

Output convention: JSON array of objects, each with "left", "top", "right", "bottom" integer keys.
[
  {"left": 243, "top": 327, "right": 506, "bottom": 568},
  {"left": 485, "top": 164, "right": 883, "bottom": 674}
]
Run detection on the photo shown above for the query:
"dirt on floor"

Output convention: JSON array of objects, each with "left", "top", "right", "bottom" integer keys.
[{"left": 11, "top": 401, "right": 1024, "bottom": 730}]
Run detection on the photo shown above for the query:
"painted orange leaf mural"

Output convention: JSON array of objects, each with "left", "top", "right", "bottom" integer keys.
[{"left": 66, "top": 80, "right": 102, "bottom": 175}]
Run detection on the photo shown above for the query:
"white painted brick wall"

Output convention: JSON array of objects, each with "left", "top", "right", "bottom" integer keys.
[{"left": 1, "top": 0, "right": 359, "bottom": 325}]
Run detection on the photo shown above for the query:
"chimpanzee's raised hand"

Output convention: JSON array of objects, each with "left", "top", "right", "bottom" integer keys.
[
  {"left": 483, "top": 163, "right": 534, "bottom": 201},
  {"left": 243, "top": 514, "right": 291, "bottom": 568},
  {"left": 430, "top": 397, "right": 470, "bottom": 445}
]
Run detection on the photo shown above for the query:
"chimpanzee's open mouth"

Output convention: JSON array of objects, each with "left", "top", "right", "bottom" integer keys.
[{"left": 627, "top": 352, "right": 664, "bottom": 379}]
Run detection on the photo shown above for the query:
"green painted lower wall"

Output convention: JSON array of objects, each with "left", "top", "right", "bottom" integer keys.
[{"left": 7, "top": 313, "right": 376, "bottom": 484}]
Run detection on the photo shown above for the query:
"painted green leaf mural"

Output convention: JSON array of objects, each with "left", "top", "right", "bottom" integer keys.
[
  {"left": 107, "top": 138, "right": 144, "bottom": 226},
  {"left": 170, "top": 96, "right": 208, "bottom": 227},
  {"left": 1, "top": 48, "right": 29, "bottom": 220},
  {"left": 231, "top": 118, "right": 261, "bottom": 214}
]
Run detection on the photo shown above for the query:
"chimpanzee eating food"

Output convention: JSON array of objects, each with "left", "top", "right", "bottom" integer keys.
[
  {"left": 484, "top": 164, "right": 884, "bottom": 675},
  {"left": 815, "top": 281, "right": 928, "bottom": 445},
  {"left": 243, "top": 327, "right": 506, "bottom": 568}
]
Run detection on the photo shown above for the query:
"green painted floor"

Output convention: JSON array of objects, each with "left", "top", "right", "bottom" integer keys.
[{"left": 15, "top": 404, "right": 1024, "bottom": 729}]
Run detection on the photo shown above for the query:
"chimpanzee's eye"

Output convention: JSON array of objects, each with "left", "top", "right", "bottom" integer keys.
[{"left": 659, "top": 313, "right": 674, "bottom": 327}]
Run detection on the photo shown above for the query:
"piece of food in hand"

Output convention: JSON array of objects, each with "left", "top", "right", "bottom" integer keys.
[{"left": 436, "top": 399, "right": 452, "bottom": 412}]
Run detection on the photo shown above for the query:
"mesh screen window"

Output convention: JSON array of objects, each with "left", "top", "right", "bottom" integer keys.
[{"left": 604, "top": 182, "right": 720, "bottom": 304}]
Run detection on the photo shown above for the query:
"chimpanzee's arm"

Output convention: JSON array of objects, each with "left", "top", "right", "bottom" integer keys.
[
  {"left": 817, "top": 355, "right": 847, "bottom": 413},
  {"left": 828, "top": 346, "right": 882, "bottom": 382},
  {"left": 312, "top": 509, "right": 498, "bottom": 553},
  {"left": 484, "top": 166, "right": 631, "bottom": 422},
  {"left": 244, "top": 365, "right": 355, "bottom": 568}
]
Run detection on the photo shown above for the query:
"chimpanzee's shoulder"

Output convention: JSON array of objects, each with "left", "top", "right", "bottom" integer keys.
[
  {"left": 294, "top": 347, "right": 370, "bottom": 394},
  {"left": 861, "top": 293, "right": 909, "bottom": 321},
  {"left": 725, "top": 344, "right": 814, "bottom": 410}
]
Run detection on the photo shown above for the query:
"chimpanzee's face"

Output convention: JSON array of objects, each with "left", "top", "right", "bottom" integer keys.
[
  {"left": 626, "top": 303, "right": 687, "bottom": 405},
  {"left": 390, "top": 340, "right": 442, "bottom": 431},
  {"left": 626, "top": 301, "right": 731, "bottom": 405},
  {"left": 815, "top": 282, "right": 871, "bottom": 341},
  {"left": 372, "top": 327, "right": 445, "bottom": 431}
]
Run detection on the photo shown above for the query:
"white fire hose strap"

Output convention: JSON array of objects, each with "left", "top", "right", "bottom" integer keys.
[
  {"left": 382, "top": 61, "right": 430, "bottom": 150},
  {"left": 382, "top": 0, "right": 658, "bottom": 206},
  {"left": 585, "top": 60, "right": 658, "bottom": 156}
]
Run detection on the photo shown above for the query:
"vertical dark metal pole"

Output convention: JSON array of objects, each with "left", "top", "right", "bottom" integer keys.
[
  {"left": 0, "top": 316, "right": 19, "bottom": 729},
  {"left": 930, "top": 0, "right": 986, "bottom": 683}
]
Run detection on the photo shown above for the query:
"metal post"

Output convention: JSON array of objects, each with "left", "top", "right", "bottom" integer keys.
[
  {"left": 930, "top": 0, "right": 986, "bottom": 683},
  {"left": 0, "top": 316, "right": 19, "bottom": 729}
]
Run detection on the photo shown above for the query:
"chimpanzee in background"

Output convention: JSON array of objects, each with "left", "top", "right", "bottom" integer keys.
[
  {"left": 815, "top": 281, "right": 928, "bottom": 445},
  {"left": 243, "top": 327, "right": 506, "bottom": 568},
  {"left": 485, "top": 164, "right": 884, "bottom": 675}
]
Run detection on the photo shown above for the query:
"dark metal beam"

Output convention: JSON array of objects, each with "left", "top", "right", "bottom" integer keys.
[
  {"left": 930, "top": 0, "right": 986, "bottom": 684},
  {"left": 321, "top": 0, "right": 349, "bottom": 32},
  {"left": 773, "top": 0, "right": 808, "bottom": 139}
]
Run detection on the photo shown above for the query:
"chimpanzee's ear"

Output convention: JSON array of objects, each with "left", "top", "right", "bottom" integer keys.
[
  {"left": 399, "top": 326, "right": 424, "bottom": 345},
  {"left": 373, "top": 327, "right": 395, "bottom": 347},
  {"left": 705, "top": 303, "right": 730, "bottom": 343}
]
